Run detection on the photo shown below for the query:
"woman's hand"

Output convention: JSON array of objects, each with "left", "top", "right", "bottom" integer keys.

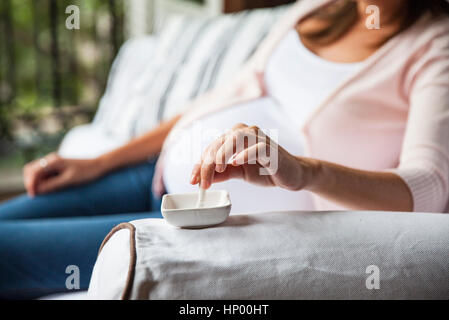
[
  {"left": 190, "top": 123, "right": 316, "bottom": 190},
  {"left": 23, "top": 153, "right": 105, "bottom": 197},
  {"left": 190, "top": 123, "right": 414, "bottom": 212}
]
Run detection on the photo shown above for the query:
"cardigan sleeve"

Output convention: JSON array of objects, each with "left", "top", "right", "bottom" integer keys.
[{"left": 388, "top": 35, "right": 449, "bottom": 212}]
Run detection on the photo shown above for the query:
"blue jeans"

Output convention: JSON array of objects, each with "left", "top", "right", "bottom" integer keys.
[{"left": 0, "top": 160, "right": 162, "bottom": 299}]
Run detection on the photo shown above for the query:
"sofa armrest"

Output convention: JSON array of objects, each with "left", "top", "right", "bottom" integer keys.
[{"left": 88, "top": 211, "right": 449, "bottom": 300}]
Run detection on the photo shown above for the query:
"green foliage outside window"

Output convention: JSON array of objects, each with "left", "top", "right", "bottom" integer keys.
[{"left": 0, "top": 0, "right": 124, "bottom": 165}]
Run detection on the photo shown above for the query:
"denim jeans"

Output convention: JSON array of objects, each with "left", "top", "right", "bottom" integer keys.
[{"left": 0, "top": 160, "right": 162, "bottom": 299}]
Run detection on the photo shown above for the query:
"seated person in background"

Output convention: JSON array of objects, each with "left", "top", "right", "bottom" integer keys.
[{"left": 0, "top": 0, "right": 448, "bottom": 299}]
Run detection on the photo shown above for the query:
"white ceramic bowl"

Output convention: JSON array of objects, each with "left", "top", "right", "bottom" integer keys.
[{"left": 161, "top": 190, "right": 232, "bottom": 228}]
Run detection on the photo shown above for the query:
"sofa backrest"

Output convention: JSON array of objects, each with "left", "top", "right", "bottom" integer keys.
[{"left": 91, "top": 6, "right": 290, "bottom": 140}]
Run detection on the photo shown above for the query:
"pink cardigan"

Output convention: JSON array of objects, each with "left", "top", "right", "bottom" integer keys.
[{"left": 154, "top": 0, "right": 449, "bottom": 213}]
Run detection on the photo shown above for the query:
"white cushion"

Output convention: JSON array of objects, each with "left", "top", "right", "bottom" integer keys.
[
  {"left": 88, "top": 211, "right": 449, "bottom": 299},
  {"left": 58, "top": 124, "right": 128, "bottom": 159},
  {"left": 59, "top": 36, "right": 158, "bottom": 158},
  {"left": 92, "top": 36, "right": 159, "bottom": 136},
  {"left": 134, "top": 6, "right": 289, "bottom": 136},
  {"left": 59, "top": 7, "right": 288, "bottom": 159}
]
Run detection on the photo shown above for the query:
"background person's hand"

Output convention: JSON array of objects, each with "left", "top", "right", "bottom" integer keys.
[
  {"left": 23, "top": 153, "right": 105, "bottom": 197},
  {"left": 190, "top": 123, "right": 315, "bottom": 191}
]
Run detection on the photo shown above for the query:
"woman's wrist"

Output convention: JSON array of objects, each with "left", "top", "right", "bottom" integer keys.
[
  {"left": 94, "top": 155, "right": 113, "bottom": 176},
  {"left": 294, "top": 156, "right": 323, "bottom": 192}
]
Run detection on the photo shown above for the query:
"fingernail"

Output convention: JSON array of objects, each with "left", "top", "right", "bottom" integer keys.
[{"left": 215, "top": 164, "right": 223, "bottom": 172}]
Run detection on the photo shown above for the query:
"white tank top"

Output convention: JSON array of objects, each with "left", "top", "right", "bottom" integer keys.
[
  {"left": 162, "top": 30, "right": 362, "bottom": 214},
  {"left": 265, "top": 30, "right": 362, "bottom": 128}
]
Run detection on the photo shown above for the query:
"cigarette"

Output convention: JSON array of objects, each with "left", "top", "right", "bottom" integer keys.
[{"left": 197, "top": 188, "right": 206, "bottom": 208}]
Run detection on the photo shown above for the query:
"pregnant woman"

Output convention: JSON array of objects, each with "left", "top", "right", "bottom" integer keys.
[{"left": 1, "top": 0, "right": 448, "bottom": 298}]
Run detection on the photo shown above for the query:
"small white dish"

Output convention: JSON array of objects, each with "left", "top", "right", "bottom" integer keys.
[{"left": 161, "top": 190, "right": 232, "bottom": 228}]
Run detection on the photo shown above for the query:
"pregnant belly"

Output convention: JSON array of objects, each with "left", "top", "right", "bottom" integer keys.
[{"left": 163, "top": 97, "right": 315, "bottom": 214}]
